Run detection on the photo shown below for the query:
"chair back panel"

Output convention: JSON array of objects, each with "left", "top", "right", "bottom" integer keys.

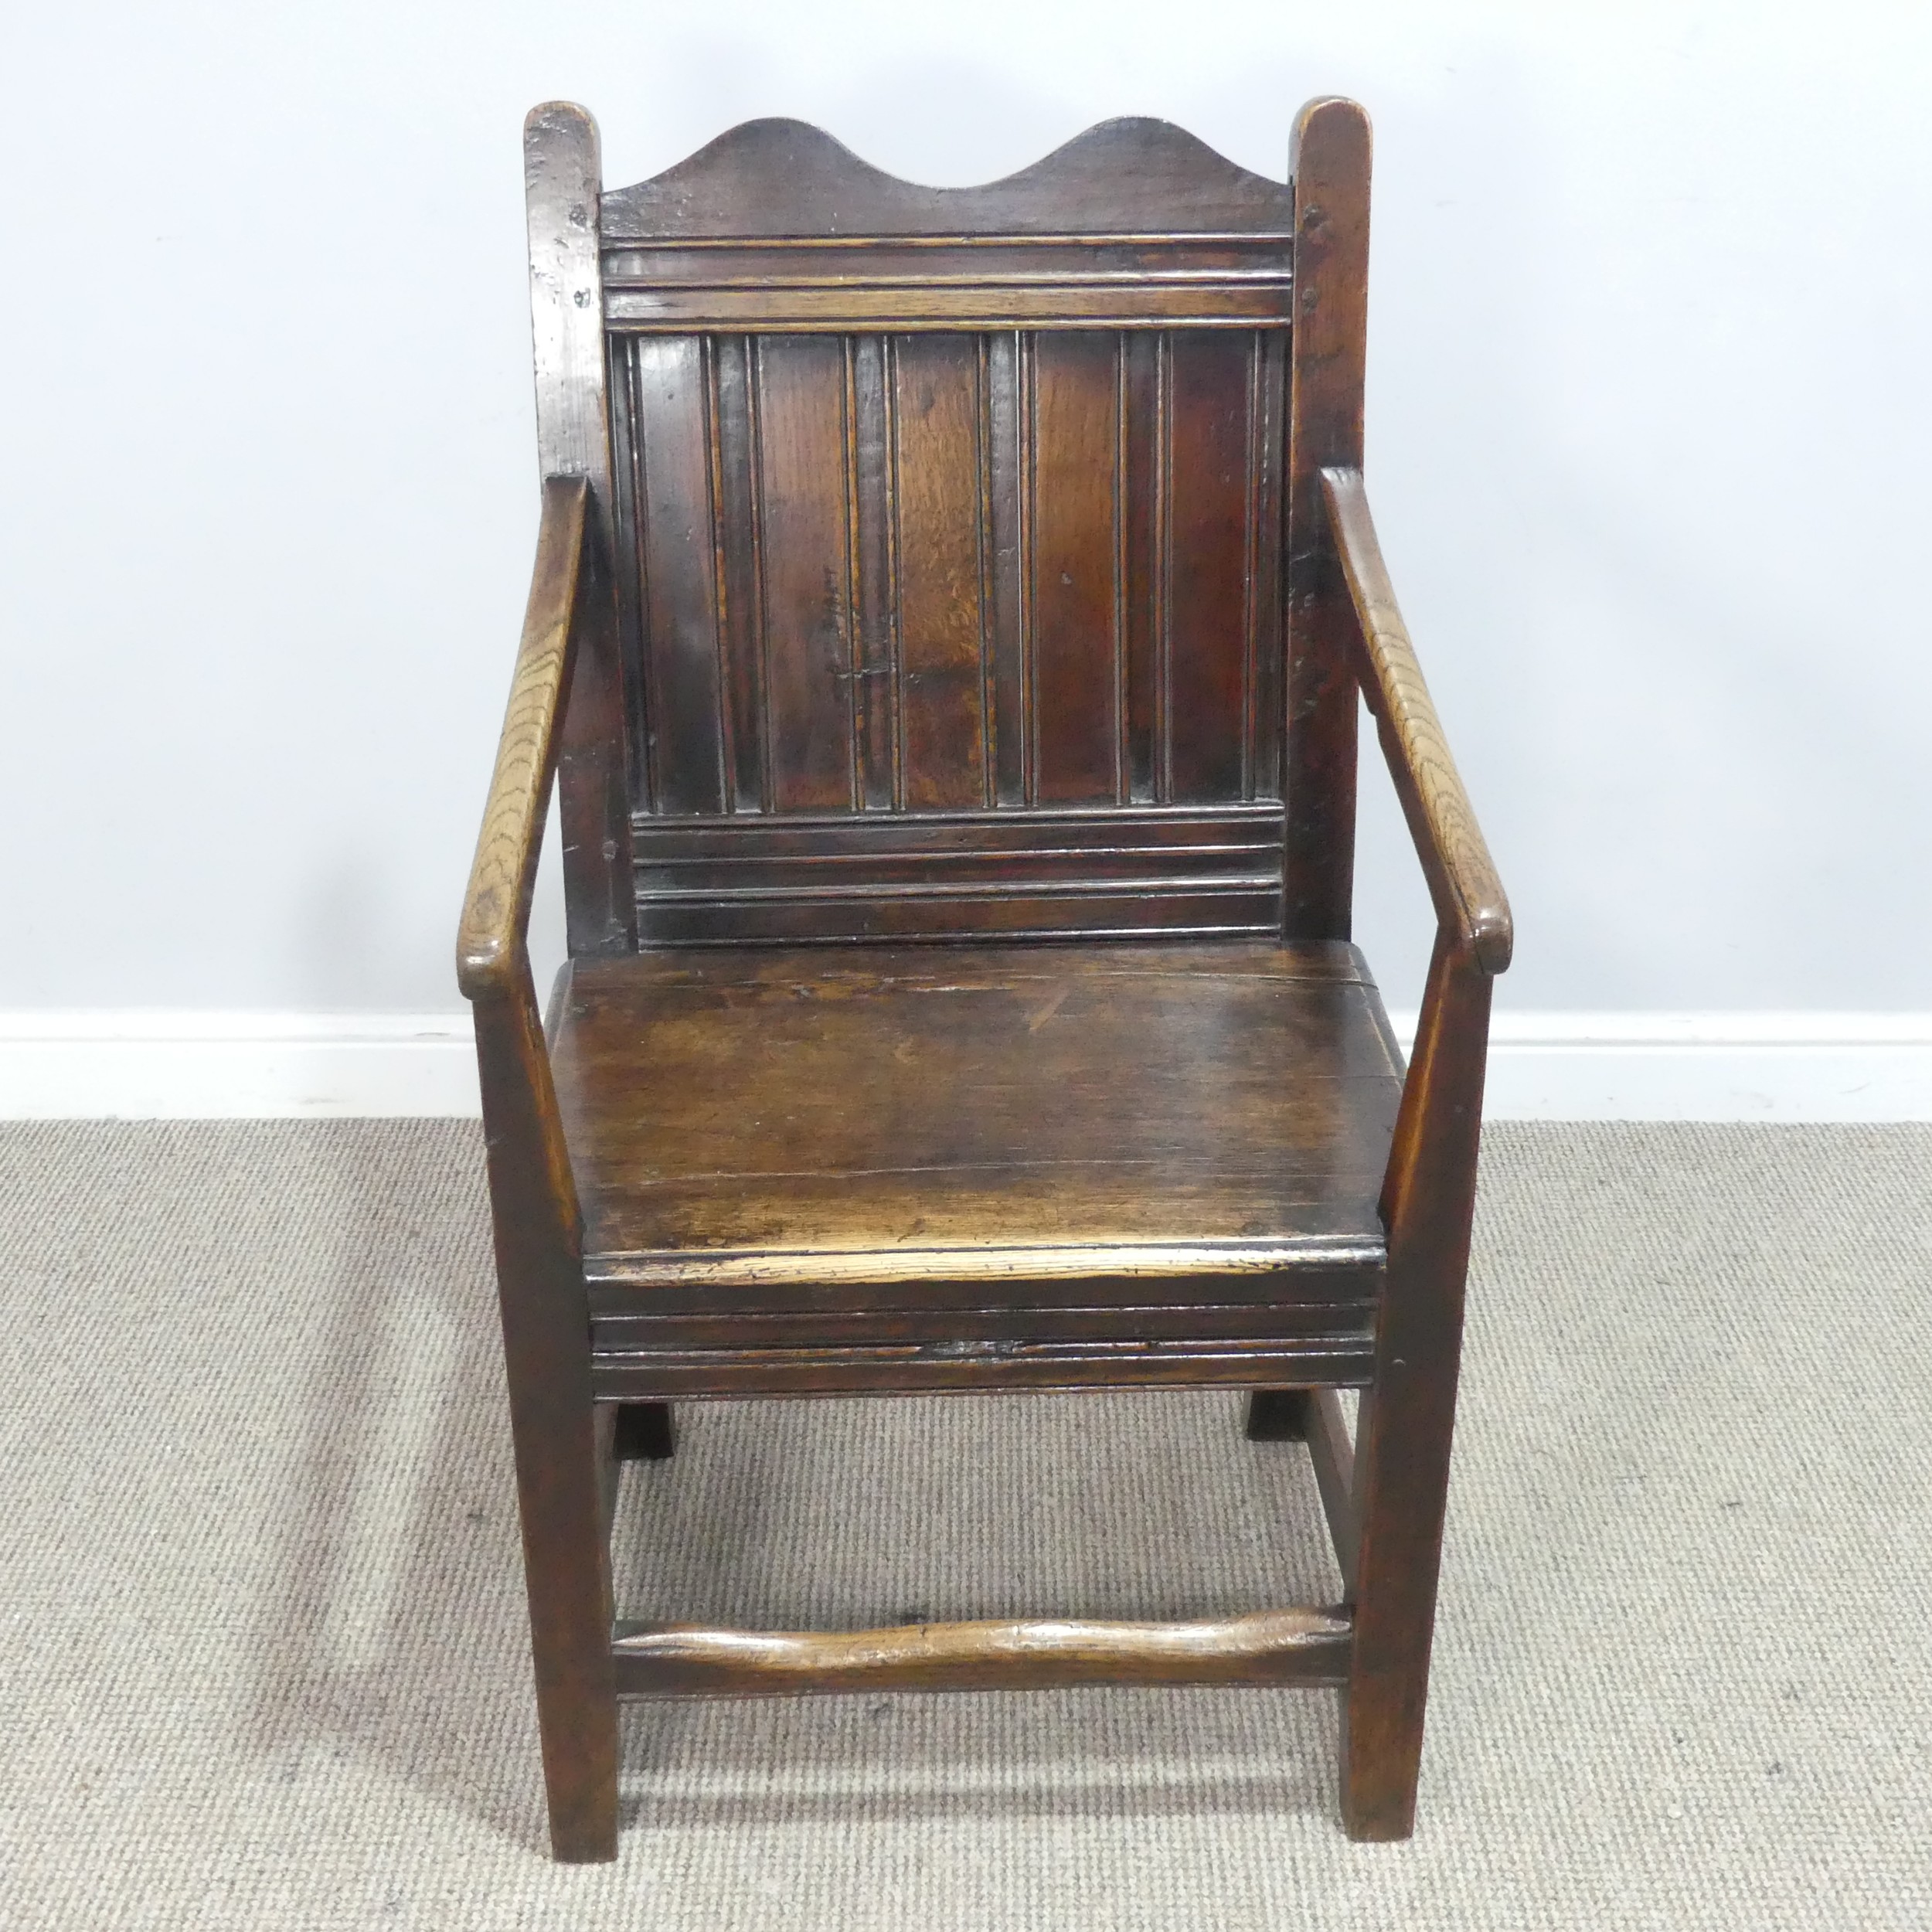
[{"left": 598, "top": 119, "right": 1297, "bottom": 944}]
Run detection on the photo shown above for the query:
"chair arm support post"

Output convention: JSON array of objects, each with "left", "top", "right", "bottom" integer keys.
[
  {"left": 1345, "top": 925, "right": 1492, "bottom": 1837},
  {"left": 1378, "top": 929, "right": 1492, "bottom": 1241},
  {"left": 469, "top": 970, "right": 612, "bottom": 1856},
  {"left": 1318, "top": 467, "right": 1512, "bottom": 976},
  {"left": 455, "top": 472, "right": 612, "bottom": 1855}
]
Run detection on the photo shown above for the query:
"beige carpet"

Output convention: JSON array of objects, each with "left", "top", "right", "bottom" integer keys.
[{"left": 1, "top": 1121, "right": 1928, "bottom": 1929}]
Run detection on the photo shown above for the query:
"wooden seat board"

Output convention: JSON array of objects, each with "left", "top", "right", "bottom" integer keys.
[{"left": 550, "top": 938, "right": 1403, "bottom": 1302}]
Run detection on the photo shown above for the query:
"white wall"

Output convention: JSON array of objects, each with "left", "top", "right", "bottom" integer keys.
[{"left": 3, "top": 2, "right": 1929, "bottom": 1043}]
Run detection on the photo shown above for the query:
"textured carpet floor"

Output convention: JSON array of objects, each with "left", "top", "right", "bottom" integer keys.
[{"left": 1, "top": 1122, "right": 1928, "bottom": 1929}]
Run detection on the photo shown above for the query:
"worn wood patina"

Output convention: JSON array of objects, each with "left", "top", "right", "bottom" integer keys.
[{"left": 459, "top": 98, "right": 1511, "bottom": 1861}]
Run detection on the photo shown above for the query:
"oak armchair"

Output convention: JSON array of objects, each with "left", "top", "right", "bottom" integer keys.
[{"left": 458, "top": 97, "right": 1511, "bottom": 1861}]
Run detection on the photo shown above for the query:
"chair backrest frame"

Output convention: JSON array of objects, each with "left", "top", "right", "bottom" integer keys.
[{"left": 523, "top": 101, "right": 1370, "bottom": 954}]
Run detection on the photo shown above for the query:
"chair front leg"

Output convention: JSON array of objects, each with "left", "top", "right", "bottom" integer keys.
[
  {"left": 1341, "top": 934, "right": 1492, "bottom": 1840},
  {"left": 474, "top": 992, "right": 621, "bottom": 1862}
]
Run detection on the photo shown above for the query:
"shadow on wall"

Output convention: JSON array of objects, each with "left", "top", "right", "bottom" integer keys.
[{"left": 291, "top": 784, "right": 566, "bottom": 1019}]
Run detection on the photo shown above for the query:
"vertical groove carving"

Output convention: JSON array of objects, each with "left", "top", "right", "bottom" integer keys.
[
  {"left": 884, "top": 336, "right": 904, "bottom": 810},
  {"left": 975, "top": 337, "right": 995, "bottom": 810},
  {"left": 1243, "top": 331, "right": 1260, "bottom": 802},
  {"left": 1120, "top": 334, "right": 1158, "bottom": 803},
  {"left": 842, "top": 335, "right": 862, "bottom": 809},
  {"left": 985, "top": 332, "right": 1026, "bottom": 807},
  {"left": 1121, "top": 339, "right": 1132, "bottom": 805},
  {"left": 609, "top": 339, "right": 655, "bottom": 811},
  {"left": 704, "top": 336, "right": 734, "bottom": 804},
  {"left": 849, "top": 335, "right": 896, "bottom": 810},
  {"left": 1020, "top": 332, "right": 1037, "bottom": 807},
  {"left": 747, "top": 340, "right": 773, "bottom": 811},
  {"left": 712, "top": 335, "right": 765, "bottom": 813},
  {"left": 635, "top": 341, "right": 664, "bottom": 812},
  {"left": 1156, "top": 332, "right": 1173, "bottom": 805},
  {"left": 614, "top": 324, "right": 1287, "bottom": 837},
  {"left": 1252, "top": 330, "right": 1287, "bottom": 803}
]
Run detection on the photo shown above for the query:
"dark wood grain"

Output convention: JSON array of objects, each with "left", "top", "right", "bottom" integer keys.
[
  {"left": 457, "top": 477, "right": 590, "bottom": 998},
  {"left": 612, "top": 1607, "right": 1350, "bottom": 1697},
  {"left": 754, "top": 337, "right": 859, "bottom": 808},
  {"left": 457, "top": 471, "right": 621, "bottom": 1860},
  {"left": 600, "top": 117, "right": 1294, "bottom": 241},
  {"left": 1030, "top": 333, "right": 1124, "bottom": 802},
  {"left": 601, "top": 228, "right": 1293, "bottom": 335},
  {"left": 593, "top": 1298, "right": 1376, "bottom": 1352},
  {"left": 469, "top": 988, "right": 617, "bottom": 1864},
  {"left": 603, "top": 281, "right": 1294, "bottom": 332},
  {"left": 1342, "top": 930, "right": 1493, "bottom": 1839},
  {"left": 471, "top": 99, "right": 1511, "bottom": 1858},
  {"left": 1247, "top": 331, "right": 1288, "bottom": 801},
  {"left": 524, "top": 104, "right": 636, "bottom": 956},
  {"left": 628, "top": 336, "right": 727, "bottom": 815},
  {"left": 985, "top": 331, "right": 1032, "bottom": 805},
  {"left": 886, "top": 337, "right": 985, "bottom": 808},
  {"left": 1118, "top": 332, "right": 1162, "bottom": 801},
  {"left": 629, "top": 801, "right": 1284, "bottom": 944},
  {"left": 550, "top": 939, "right": 1402, "bottom": 1277},
  {"left": 849, "top": 335, "right": 898, "bottom": 809},
  {"left": 711, "top": 336, "right": 767, "bottom": 811},
  {"left": 605, "top": 317, "right": 1290, "bottom": 937},
  {"left": 1321, "top": 467, "right": 1513, "bottom": 972},
  {"left": 1283, "top": 97, "right": 1369, "bottom": 944},
  {"left": 1165, "top": 331, "right": 1259, "bottom": 802},
  {"left": 592, "top": 1340, "right": 1376, "bottom": 1401}
]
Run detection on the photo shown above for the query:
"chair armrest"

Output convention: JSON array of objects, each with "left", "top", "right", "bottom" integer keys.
[
  {"left": 1319, "top": 467, "right": 1513, "bottom": 975},
  {"left": 457, "top": 475, "right": 592, "bottom": 1001}
]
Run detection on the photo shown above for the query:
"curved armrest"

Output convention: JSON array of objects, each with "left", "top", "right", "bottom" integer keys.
[
  {"left": 457, "top": 475, "right": 592, "bottom": 1001},
  {"left": 1319, "top": 467, "right": 1513, "bottom": 975}
]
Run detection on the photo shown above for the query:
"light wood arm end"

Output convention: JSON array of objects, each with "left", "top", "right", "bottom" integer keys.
[
  {"left": 456, "top": 474, "right": 592, "bottom": 1000},
  {"left": 1320, "top": 466, "right": 1513, "bottom": 974}
]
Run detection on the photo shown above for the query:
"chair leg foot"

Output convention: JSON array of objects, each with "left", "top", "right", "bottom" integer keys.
[
  {"left": 613, "top": 1401, "right": 676, "bottom": 1461},
  {"left": 1338, "top": 1699, "right": 1420, "bottom": 1841},
  {"left": 518, "top": 1438, "right": 622, "bottom": 1862},
  {"left": 1243, "top": 1389, "right": 1310, "bottom": 1440},
  {"left": 519, "top": 1464, "right": 622, "bottom": 1863},
  {"left": 546, "top": 1786, "right": 621, "bottom": 1863}
]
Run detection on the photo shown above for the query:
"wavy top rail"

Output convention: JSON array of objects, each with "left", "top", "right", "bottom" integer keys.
[{"left": 592, "top": 114, "right": 1296, "bottom": 243}]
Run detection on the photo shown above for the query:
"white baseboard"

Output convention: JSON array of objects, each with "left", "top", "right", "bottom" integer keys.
[
  {"left": 2, "top": 1009, "right": 1930, "bottom": 1122},
  {"left": 0, "top": 1013, "right": 481, "bottom": 1120},
  {"left": 1468, "top": 1012, "right": 1932, "bottom": 1121}
]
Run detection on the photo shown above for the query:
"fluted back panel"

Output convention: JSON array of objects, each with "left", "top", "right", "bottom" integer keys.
[
  {"left": 611, "top": 327, "right": 1285, "bottom": 816},
  {"left": 596, "top": 118, "right": 1296, "bottom": 943}
]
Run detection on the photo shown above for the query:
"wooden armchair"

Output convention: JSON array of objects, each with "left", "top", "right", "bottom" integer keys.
[{"left": 457, "top": 97, "right": 1511, "bottom": 1862}]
